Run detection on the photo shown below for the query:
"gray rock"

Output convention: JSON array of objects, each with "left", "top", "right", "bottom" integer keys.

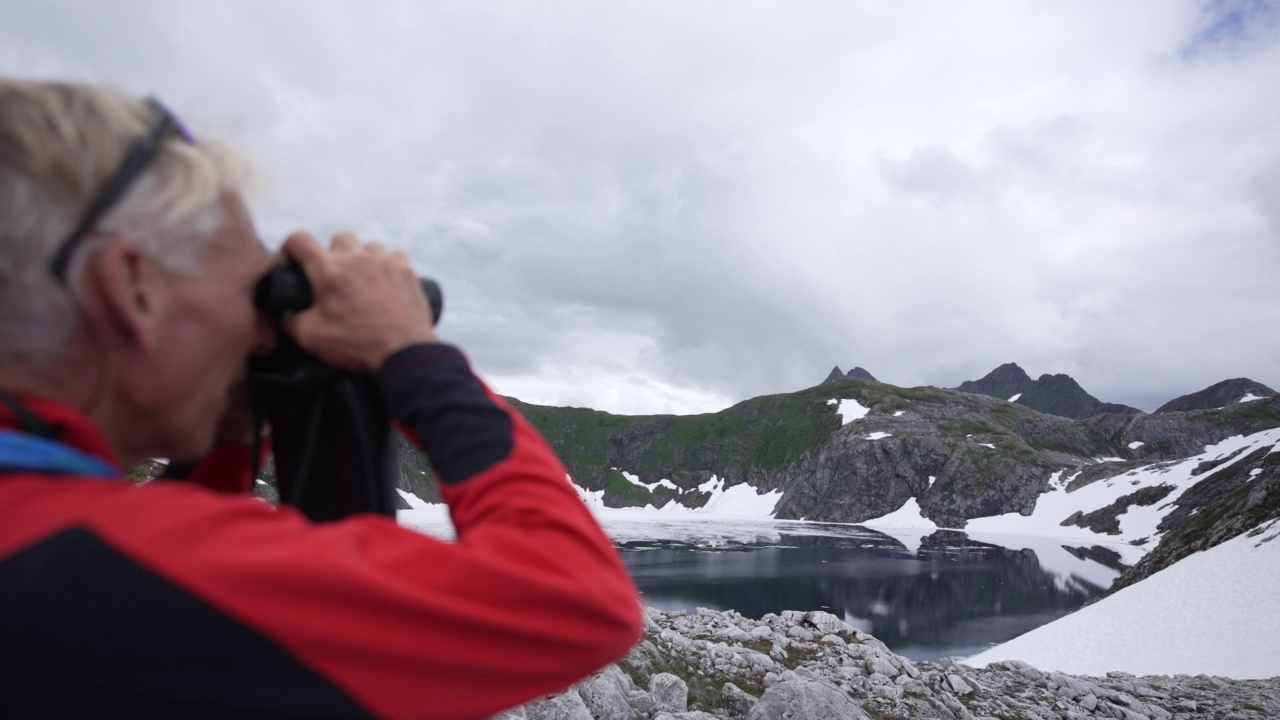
[
  {"left": 803, "top": 610, "right": 853, "bottom": 637},
  {"left": 650, "top": 672, "right": 689, "bottom": 713},
  {"left": 714, "top": 682, "right": 759, "bottom": 719},
  {"left": 746, "top": 678, "right": 872, "bottom": 720},
  {"left": 526, "top": 691, "right": 592, "bottom": 720},
  {"left": 627, "top": 689, "right": 655, "bottom": 715},
  {"left": 946, "top": 673, "right": 974, "bottom": 696},
  {"left": 865, "top": 655, "right": 899, "bottom": 679},
  {"left": 576, "top": 665, "right": 634, "bottom": 720},
  {"left": 787, "top": 625, "right": 814, "bottom": 641}
]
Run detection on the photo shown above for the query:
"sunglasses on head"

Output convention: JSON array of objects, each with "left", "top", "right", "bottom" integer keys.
[{"left": 48, "top": 97, "right": 196, "bottom": 284}]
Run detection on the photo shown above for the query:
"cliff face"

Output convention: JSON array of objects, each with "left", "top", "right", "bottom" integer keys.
[
  {"left": 408, "top": 377, "right": 1280, "bottom": 527},
  {"left": 769, "top": 382, "right": 1277, "bottom": 526}
]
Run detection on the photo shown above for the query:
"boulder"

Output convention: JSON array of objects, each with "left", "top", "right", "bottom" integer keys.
[
  {"left": 803, "top": 610, "right": 853, "bottom": 637},
  {"left": 650, "top": 672, "right": 689, "bottom": 713},
  {"left": 576, "top": 665, "right": 634, "bottom": 720},
  {"left": 714, "top": 682, "right": 759, "bottom": 719},
  {"left": 746, "top": 678, "right": 872, "bottom": 720}
]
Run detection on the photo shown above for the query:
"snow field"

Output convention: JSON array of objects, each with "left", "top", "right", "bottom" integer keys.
[{"left": 964, "top": 519, "right": 1280, "bottom": 679}]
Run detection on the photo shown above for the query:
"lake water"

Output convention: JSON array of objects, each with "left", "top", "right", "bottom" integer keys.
[
  {"left": 608, "top": 518, "right": 1133, "bottom": 662},
  {"left": 397, "top": 507, "right": 1136, "bottom": 662}
]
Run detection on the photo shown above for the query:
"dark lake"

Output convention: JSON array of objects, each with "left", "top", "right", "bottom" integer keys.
[{"left": 615, "top": 523, "right": 1131, "bottom": 662}]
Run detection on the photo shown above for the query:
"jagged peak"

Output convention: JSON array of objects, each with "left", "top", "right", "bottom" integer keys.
[{"left": 823, "top": 365, "right": 878, "bottom": 384}]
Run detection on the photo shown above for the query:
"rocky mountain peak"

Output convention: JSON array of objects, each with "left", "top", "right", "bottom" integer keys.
[
  {"left": 956, "top": 365, "right": 1141, "bottom": 420},
  {"left": 1155, "top": 378, "right": 1279, "bottom": 413},
  {"left": 823, "top": 365, "right": 878, "bottom": 384},
  {"left": 955, "top": 362, "right": 1034, "bottom": 400}
]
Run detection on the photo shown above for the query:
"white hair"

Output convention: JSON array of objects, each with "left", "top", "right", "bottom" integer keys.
[{"left": 0, "top": 79, "right": 251, "bottom": 371}]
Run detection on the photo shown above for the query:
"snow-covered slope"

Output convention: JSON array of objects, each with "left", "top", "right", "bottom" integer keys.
[
  {"left": 862, "top": 427, "right": 1280, "bottom": 548},
  {"left": 963, "top": 518, "right": 1280, "bottom": 679}
]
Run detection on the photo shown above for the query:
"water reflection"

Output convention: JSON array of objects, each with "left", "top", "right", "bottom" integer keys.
[{"left": 619, "top": 527, "right": 1129, "bottom": 662}]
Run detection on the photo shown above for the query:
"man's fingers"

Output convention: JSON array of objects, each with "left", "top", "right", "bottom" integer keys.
[
  {"left": 331, "top": 232, "right": 360, "bottom": 252},
  {"left": 282, "top": 231, "right": 325, "bottom": 271}
]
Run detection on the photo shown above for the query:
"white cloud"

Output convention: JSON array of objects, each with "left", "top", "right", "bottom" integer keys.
[{"left": 2, "top": 0, "right": 1278, "bottom": 413}]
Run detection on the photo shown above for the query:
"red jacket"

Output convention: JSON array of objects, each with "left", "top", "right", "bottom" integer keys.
[{"left": 0, "top": 344, "right": 643, "bottom": 719}]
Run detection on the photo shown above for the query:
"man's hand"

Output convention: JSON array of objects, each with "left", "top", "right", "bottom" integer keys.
[{"left": 281, "top": 231, "right": 438, "bottom": 372}]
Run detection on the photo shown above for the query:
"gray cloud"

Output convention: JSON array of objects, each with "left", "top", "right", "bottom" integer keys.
[{"left": 3, "top": 0, "right": 1279, "bottom": 414}]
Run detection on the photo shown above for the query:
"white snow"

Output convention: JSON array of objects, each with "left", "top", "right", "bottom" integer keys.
[
  {"left": 1238, "top": 393, "right": 1264, "bottom": 403},
  {"left": 1008, "top": 393, "right": 1022, "bottom": 402},
  {"left": 618, "top": 469, "right": 681, "bottom": 493},
  {"left": 977, "top": 443, "right": 996, "bottom": 449},
  {"left": 861, "top": 498, "right": 938, "bottom": 554},
  {"left": 1127, "top": 441, "right": 1145, "bottom": 449},
  {"left": 863, "top": 498, "right": 937, "bottom": 531},
  {"left": 836, "top": 399, "right": 869, "bottom": 425},
  {"left": 1095, "top": 457, "right": 1125, "bottom": 463},
  {"left": 964, "top": 520, "right": 1280, "bottom": 679},
  {"left": 1251, "top": 468, "right": 1263, "bottom": 478},
  {"left": 893, "top": 410, "right": 905, "bottom": 417},
  {"left": 396, "top": 489, "right": 431, "bottom": 510},
  {"left": 966, "top": 429, "right": 1280, "bottom": 546},
  {"left": 864, "top": 431, "right": 892, "bottom": 440}
]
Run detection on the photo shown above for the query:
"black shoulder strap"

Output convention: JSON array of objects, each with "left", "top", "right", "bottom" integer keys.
[{"left": 0, "top": 390, "right": 60, "bottom": 440}]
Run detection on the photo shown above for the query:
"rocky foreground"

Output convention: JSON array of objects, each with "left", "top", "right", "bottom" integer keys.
[{"left": 494, "top": 607, "right": 1280, "bottom": 720}]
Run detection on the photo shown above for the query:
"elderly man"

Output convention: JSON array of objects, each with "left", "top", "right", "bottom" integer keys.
[{"left": 0, "top": 79, "right": 642, "bottom": 718}]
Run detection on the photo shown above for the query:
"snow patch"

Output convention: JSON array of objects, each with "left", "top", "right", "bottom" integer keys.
[
  {"left": 862, "top": 498, "right": 938, "bottom": 555},
  {"left": 893, "top": 410, "right": 905, "bottom": 417},
  {"left": 966, "top": 429, "right": 1280, "bottom": 546},
  {"left": 864, "top": 431, "right": 891, "bottom": 440},
  {"left": 396, "top": 489, "right": 431, "bottom": 510},
  {"left": 836, "top": 399, "right": 869, "bottom": 425},
  {"left": 977, "top": 443, "right": 996, "bottom": 449},
  {"left": 618, "top": 469, "right": 681, "bottom": 493},
  {"left": 1008, "top": 393, "right": 1022, "bottom": 402},
  {"left": 1127, "top": 441, "right": 1145, "bottom": 449},
  {"left": 863, "top": 498, "right": 937, "bottom": 531},
  {"left": 1238, "top": 393, "right": 1264, "bottom": 403},
  {"left": 964, "top": 521, "right": 1280, "bottom": 679},
  {"left": 1095, "top": 457, "right": 1125, "bottom": 463}
]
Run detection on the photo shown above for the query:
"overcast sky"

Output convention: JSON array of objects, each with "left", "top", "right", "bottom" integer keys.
[{"left": 3, "top": 1, "right": 1278, "bottom": 414}]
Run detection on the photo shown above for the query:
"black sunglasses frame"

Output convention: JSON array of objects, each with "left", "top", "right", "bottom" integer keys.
[{"left": 48, "top": 97, "right": 195, "bottom": 284}]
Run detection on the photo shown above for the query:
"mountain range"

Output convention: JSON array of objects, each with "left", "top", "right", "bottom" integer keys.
[{"left": 463, "top": 371, "right": 1276, "bottom": 610}]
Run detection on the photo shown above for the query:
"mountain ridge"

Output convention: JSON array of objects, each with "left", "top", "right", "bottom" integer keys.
[{"left": 951, "top": 363, "right": 1142, "bottom": 419}]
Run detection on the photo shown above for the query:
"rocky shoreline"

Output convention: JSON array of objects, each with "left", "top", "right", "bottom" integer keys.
[{"left": 495, "top": 606, "right": 1280, "bottom": 720}]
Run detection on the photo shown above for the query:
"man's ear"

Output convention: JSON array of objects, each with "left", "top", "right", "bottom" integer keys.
[{"left": 82, "top": 238, "right": 169, "bottom": 352}]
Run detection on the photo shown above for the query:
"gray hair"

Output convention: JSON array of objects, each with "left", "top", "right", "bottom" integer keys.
[{"left": 0, "top": 79, "right": 250, "bottom": 371}]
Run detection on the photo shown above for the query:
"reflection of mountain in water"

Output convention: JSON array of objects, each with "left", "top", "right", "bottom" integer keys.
[{"left": 620, "top": 529, "right": 1126, "bottom": 661}]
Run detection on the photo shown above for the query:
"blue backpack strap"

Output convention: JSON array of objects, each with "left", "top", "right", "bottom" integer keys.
[{"left": 0, "top": 429, "right": 121, "bottom": 478}]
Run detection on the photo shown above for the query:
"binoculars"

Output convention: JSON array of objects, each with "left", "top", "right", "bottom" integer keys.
[{"left": 244, "top": 258, "right": 443, "bottom": 522}]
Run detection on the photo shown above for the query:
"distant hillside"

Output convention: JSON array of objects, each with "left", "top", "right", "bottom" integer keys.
[
  {"left": 439, "top": 377, "right": 1280, "bottom": 528},
  {"left": 1155, "top": 378, "right": 1277, "bottom": 414},
  {"left": 824, "top": 365, "right": 877, "bottom": 383},
  {"left": 956, "top": 364, "right": 1141, "bottom": 419}
]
